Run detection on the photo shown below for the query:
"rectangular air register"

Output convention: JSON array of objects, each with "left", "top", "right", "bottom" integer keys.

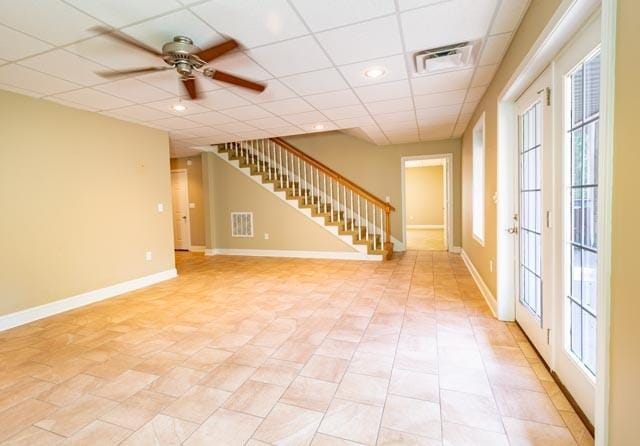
[
  {"left": 231, "top": 212, "right": 253, "bottom": 237},
  {"left": 414, "top": 41, "right": 476, "bottom": 75}
]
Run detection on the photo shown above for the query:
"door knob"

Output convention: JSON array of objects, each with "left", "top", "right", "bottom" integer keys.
[
  {"left": 181, "top": 216, "right": 187, "bottom": 220},
  {"left": 507, "top": 226, "right": 518, "bottom": 234}
]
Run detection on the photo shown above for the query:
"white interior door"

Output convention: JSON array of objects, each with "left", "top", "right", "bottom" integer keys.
[
  {"left": 171, "top": 170, "right": 190, "bottom": 251},
  {"left": 442, "top": 161, "right": 448, "bottom": 249},
  {"left": 552, "top": 13, "right": 601, "bottom": 423},
  {"left": 514, "top": 67, "right": 553, "bottom": 363}
]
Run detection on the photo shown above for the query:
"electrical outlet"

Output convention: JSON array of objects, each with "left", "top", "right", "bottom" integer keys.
[
  {"left": 145, "top": 251, "right": 153, "bottom": 261},
  {"left": 385, "top": 196, "right": 390, "bottom": 202},
  {"left": 187, "top": 159, "right": 192, "bottom": 166},
  {"left": 264, "top": 233, "right": 270, "bottom": 240},
  {"left": 189, "top": 203, "right": 196, "bottom": 209},
  {"left": 157, "top": 203, "right": 164, "bottom": 213}
]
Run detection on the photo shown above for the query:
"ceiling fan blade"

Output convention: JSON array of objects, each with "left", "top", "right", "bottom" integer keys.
[
  {"left": 206, "top": 69, "right": 266, "bottom": 92},
  {"left": 95, "top": 67, "right": 171, "bottom": 78},
  {"left": 181, "top": 77, "right": 198, "bottom": 100},
  {"left": 90, "top": 25, "right": 162, "bottom": 56},
  {"left": 195, "top": 39, "right": 239, "bottom": 62}
]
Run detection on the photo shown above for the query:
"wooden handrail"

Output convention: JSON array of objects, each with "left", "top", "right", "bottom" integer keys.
[{"left": 270, "top": 137, "right": 396, "bottom": 212}]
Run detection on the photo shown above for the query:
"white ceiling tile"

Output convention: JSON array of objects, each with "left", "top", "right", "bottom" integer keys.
[
  {"left": 282, "top": 110, "right": 328, "bottom": 125},
  {"left": 0, "top": 81, "right": 41, "bottom": 97},
  {"left": 211, "top": 52, "right": 272, "bottom": 81},
  {"left": 305, "top": 122, "right": 338, "bottom": 132},
  {"left": 321, "top": 104, "right": 369, "bottom": 120},
  {"left": 401, "top": 0, "right": 498, "bottom": 51},
  {"left": 150, "top": 116, "right": 202, "bottom": 130},
  {"left": 146, "top": 97, "right": 210, "bottom": 115},
  {"left": 316, "top": 16, "right": 403, "bottom": 65},
  {"left": 471, "top": 64, "right": 498, "bottom": 87},
  {"left": 397, "top": 0, "right": 443, "bottom": 11},
  {"left": 247, "top": 36, "right": 332, "bottom": 77},
  {"left": 185, "top": 126, "right": 227, "bottom": 137},
  {"left": 108, "top": 105, "right": 173, "bottom": 121},
  {"left": 388, "top": 133, "right": 420, "bottom": 144},
  {"left": 221, "top": 104, "right": 272, "bottom": 120},
  {"left": 419, "top": 123, "right": 455, "bottom": 140},
  {"left": 304, "top": 89, "right": 360, "bottom": 109},
  {"left": 365, "top": 97, "right": 414, "bottom": 114},
  {"left": 456, "top": 112, "right": 473, "bottom": 131},
  {"left": 19, "top": 50, "right": 107, "bottom": 86},
  {"left": 341, "top": 127, "right": 374, "bottom": 143},
  {"left": 289, "top": 0, "right": 396, "bottom": 32},
  {"left": 0, "top": 24, "right": 52, "bottom": 60},
  {"left": 246, "top": 116, "right": 291, "bottom": 129},
  {"left": 52, "top": 88, "right": 132, "bottom": 110},
  {"left": 338, "top": 54, "right": 408, "bottom": 87},
  {"left": 193, "top": 89, "right": 250, "bottom": 110},
  {"left": 0, "top": 64, "right": 78, "bottom": 95},
  {"left": 461, "top": 101, "right": 478, "bottom": 114},
  {"left": 65, "top": 0, "right": 182, "bottom": 28},
  {"left": 68, "top": 35, "right": 163, "bottom": 71},
  {"left": 414, "top": 89, "right": 467, "bottom": 109},
  {"left": 466, "top": 85, "right": 487, "bottom": 102},
  {"left": 0, "top": 0, "right": 102, "bottom": 46},
  {"left": 208, "top": 133, "right": 240, "bottom": 144},
  {"left": 232, "top": 129, "right": 273, "bottom": 139},
  {"left": 411, "top": 68, "right": 473, "bottom": 95},
  {"left": 416, "top": 103, "right": 461, "bottom": 120},
  {"left": 191, "top": 0, "right": 307, "bottom": 48},
  {"left": 479, "top": 33, "right": 512, "bottom": 66},
  {"left": 94, "top": 78, "right": 174, "bottom": 103},
  {"left": 122, "top": 10, "right": 222, "bottom": 53},
  {"left": 333, "top": 115, "right": 376, "bottom": 128},
  {"left": 47, "top": 96, "right": 99, "bottom": 112},
  {"left": 187, "top": 110, "right": 237, "bottom": 125},
  {"left": 267, "top": 125, "right": 305, "bottom": 136},
  {"left": 180, "top": 136, "right": 220, "bottom": 145},
  {"left": 354, "top": 80, "right": 411, "bottom": 102},
  {"left": 214, "top": 121, "right": 256, "bottom": 133},
  {"left": 281, "top": 68, "right": 348, "bottom": 96},
  {"left": 417, "top": 113, "right": 458, "bottom": 127},
  {"left": 229, "top": 79, "right": 297, "bottom": 103},
  {"left": 261, "top": 97, "right": 313, "bottom": 115},
  {"left": 491, "top": 0, "right": 529, "bottom": 34},
  {"left": 374, "top": 110, "right": 416, "bottom": 124},
  {"left": 137, "top": 70, "right": 220, "bottom": 96}
]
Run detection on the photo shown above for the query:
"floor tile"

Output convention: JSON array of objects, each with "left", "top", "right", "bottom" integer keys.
[
  {"left": 35, "top": 394, "right": 117, "bottom": 437},
  {"left": 493, "top": 385, "right": 565, "bottom": 427},
  {"left": 377, "top": 428, "right": 441, "bottom": 445},
  {"left": 253, "top": 403, "right": 324, "bottom": 445},
  {"left": 301, "top": 355, "right": 349, "bottom": 383},
  {"left": 100, "top": 390, "right": 175, "bottom": 431},
  {"left": 389, "top": 368, "right": 439, "bottom": 403},
  {"left": 1, "top": 425, "right": 63, "bottom": 445},
  {"left": 199, "top": 363, "right": 257, "bottom": 392},
  {"left": 381, "top": 395, "right": 441, "bottom": 440},
  {"left": 90, "top": 370, "right": 158, "bottom": 402},
  {"left": 251, "top": 358, "right": 303, "bottom": 386},
  {"left": 184, "top": 408, "right": 263, "bottom": 446},
  {"left": 318, "top": 399, "right": 383, "bottom": 445},
  {"left": 163, "top": 385, "right": 230, "bottom": 423},
  {"left": 61, "top": 420, "right": 132, "bottom": 445},
  {"left": 440, "top": 389, "right": 503, "bottom": 433},
  {"left": 502, "top": 416, "right": 577, "bottom": 445},
  {"left": 223, "top": 379, "right": 286, "bottom": 417},
  {"left": 281, "top": 376, "right": 338, "bottom": 411},
  {"left": 335, "top": 372, "right": 388, "bottom": 406},
  {"left": 442, "top": 421, "right": 509, "bottom": 445},
  {"left": 148, "top": 366, "right": 206, "bottom": 397},
  {"left": 120, "top": 414, "right": 198, "bottom": 446}
]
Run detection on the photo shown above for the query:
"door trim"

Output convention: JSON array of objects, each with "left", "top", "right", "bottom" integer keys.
[
  {"left": 171, "top": 169, "right": 191, "bottom": 251},
  {"left": 400, "top": 153, "right": 454, "bottom": 252}
]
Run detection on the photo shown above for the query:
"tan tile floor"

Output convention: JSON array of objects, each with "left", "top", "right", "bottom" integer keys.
[
  {"left": 406, "top": 229, "right": 446, "bottom": 251},
  {"left": 0, "top": 251, "right": 593, "bottom": 445}
]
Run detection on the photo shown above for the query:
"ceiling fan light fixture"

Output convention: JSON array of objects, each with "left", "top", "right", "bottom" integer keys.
[
  {"left": 312, "top": 124, "right": 325, "bottom": 130},
  {"left": 172, "top": 103, "right": 187, "bottom": 112},
  {"left": 363, "top": 66, "right": 386, "bottom": 79}
]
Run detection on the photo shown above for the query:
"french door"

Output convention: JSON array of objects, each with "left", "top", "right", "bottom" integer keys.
[{"left": 514, "top": 68, "right": 553, "bottom": 363}]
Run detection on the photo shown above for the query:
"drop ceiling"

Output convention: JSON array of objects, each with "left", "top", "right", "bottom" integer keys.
[{"left": 0, "top": 0, "right": 529, "bottom": 157}]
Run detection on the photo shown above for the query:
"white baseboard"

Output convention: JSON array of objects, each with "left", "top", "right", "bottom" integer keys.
[
  {"left": 0, "top": 268, "right": 177, "bottom": 332},
  {"left": 450, "top": 246, "right": 462, "bottom": 254},
  {"left": 407, "top": 224, "right": 444, "bottom": 229},
  {"left": 205, "top": 248, "right": 382, "bottom": 261},
  {"left": 460, "top": 249, "right": 497, "bottom": 317},
  {"left": 189, "top": 245, "right": 205, "bottom": 252}
]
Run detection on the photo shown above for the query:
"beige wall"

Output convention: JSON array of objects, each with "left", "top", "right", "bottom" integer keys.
[
  {"left": 0, "top": 90, "right": 174, "bottom": 317},
  {"left": 170, "top": 156, "right": 205, "bottom": 247},
  {"left": 405, "top": 166, "right": 444, "bottom": 226},
  {"left": 285, "top": 132, "right": 461, "bottom": 247},
  {"left": 460, "top": 0, "right": 562, "bottom": 294},
  {"left": 203, "top": 152, "right": 355, "bottom": 252},
  {"left": 608, "top": 0, "right": 640, "bottom": 442}
]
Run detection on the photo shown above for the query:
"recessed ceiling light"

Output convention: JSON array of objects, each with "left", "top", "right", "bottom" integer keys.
[
  {"left": 172, "top": 103, "right": 187, "bottom": 112},
  {"left": 312, "top": 124, "right": 325, "bottom": 130},
  {"left": 363, "top": 66, "right": 386, "bottom": 79}
]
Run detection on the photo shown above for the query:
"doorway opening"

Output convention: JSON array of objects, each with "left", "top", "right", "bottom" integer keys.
[
  {"left": 171, "top": 169, "right": 191, "bottom": 251},
  {"left": 401, "top": 154, "right": 452, "bottom": 251}
]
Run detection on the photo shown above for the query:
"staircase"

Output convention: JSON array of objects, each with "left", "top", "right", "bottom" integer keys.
[{"left": 211, "top": 137, "right": 395, "bottom": 261}]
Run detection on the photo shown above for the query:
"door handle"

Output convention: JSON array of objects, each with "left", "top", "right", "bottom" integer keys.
[
  {"left": 181, "top": 216, "right": 187, "bottom": 220},
  {"left": 507, "top": 226, "right": 518, "bottom": 234}
]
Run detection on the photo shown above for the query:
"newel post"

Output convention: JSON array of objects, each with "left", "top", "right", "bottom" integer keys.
[{"left": 384, "top": 205, "right": 393, "bottom": 260}]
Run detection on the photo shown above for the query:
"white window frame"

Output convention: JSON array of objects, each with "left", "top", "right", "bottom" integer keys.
[{"left": 472, "top": 112, "right": 486, "bottom": 246}]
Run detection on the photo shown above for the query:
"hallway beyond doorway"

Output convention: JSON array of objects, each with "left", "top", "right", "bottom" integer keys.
[{"left": 406, "top": 228, "right": 446, "bottom": 251}]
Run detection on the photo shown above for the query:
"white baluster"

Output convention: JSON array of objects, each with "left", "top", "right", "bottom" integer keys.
[
  {"left": 270, "top": 141, "right": 274, "bottom": 181},
  {"left": 278, "top": 145, "right": 283, "bottom": 188},
  {"left": 297, "top": 157, "right": 301, "bottom": 197},
  {"left": 365, "top": 199, "right": 369, "bottom": 242},
  {"left": 350, "top": 190, "right": 354, "bottom": 230},
  {"left": 304, "top": 162, "right": 308, "bottom": 205},
  {"left": 323, "top": 173, "right": 327, "bottom": 213},
  {"left": 374, "top": 206, "right": 378, "bottom": 250},
  {"left": 330, "top": 179, "right": 334, "bottom": 221},
  {"left": 316, "top": 168, "right": 321, "bottom": 213},
  {"left": 357, "top": 195, "right": 361, "bottom": 240}
]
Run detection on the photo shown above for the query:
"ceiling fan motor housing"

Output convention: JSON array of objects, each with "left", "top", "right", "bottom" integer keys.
[{"left": 162, "top": 36, "right": 205, "bottom": 75}]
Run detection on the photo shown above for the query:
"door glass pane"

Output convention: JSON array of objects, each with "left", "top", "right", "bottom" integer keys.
[
  {"left": 567, "top": 50, "right": 600, "bottom": 376},
  {"left": 519, "top": 102, "right": 543, "bottom": 320}
]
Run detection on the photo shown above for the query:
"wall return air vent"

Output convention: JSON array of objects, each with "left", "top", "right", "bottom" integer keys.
[
  {"left": 231, "top": 212, "right": 254, "bottom": 237},
  {"left": 414, "top": 41, "right": 476, "bottom": 75}
]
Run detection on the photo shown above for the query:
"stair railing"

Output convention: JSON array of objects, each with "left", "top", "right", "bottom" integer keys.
[{"left": 218, "top": 137, "right": 395, "bottom": 258}]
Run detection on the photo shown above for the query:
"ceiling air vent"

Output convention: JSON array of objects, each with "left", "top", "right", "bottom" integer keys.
[{"left": 414, "top": 42, "right": 476, "bottom": 75}]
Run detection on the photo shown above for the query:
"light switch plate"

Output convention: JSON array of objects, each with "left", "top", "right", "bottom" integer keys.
[
  {"left": 157, "top": 203, "right": 164, "bottom": 213},
  {"left": 187, "top": 159, "right": 192, "bottom": 166},
  {"left": 145, "top": 251, "right": 153, "bottom": 261},
  {"left": 189, "top": 203, "right": 196, "bottom": 208}
]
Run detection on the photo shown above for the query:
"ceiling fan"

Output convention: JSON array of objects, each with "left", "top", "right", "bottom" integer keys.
[{"left": 91, "top": 26, "right": 266, "bottom": 100}]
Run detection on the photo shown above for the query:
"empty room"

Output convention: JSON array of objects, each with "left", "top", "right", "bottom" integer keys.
[{"left": 0, "top": 0, "right": 637, "bottom": 445}]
